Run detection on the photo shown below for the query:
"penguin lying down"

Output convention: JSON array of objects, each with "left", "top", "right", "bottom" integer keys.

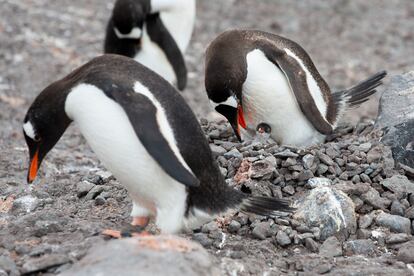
[{"left": 23, "top": 55, "right": 293, "bottom": 238}]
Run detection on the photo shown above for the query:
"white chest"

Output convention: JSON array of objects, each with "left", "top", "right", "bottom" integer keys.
[
  {"left": 64, "top": 84, "right": 187, "bottom": 215},
  {"left": 135, "top": 29, "right": 176, "bottom": 84},
  {"left": 242, "top": 49, "right": 325, "bottom": 146},
  {"left": 135, "top": 0, "right": 195, "bottom": 84}
]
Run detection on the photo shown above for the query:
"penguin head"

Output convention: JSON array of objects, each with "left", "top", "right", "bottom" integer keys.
[
  {"left": 205, "top": 56, "right": 247, "bottom": 140},
  {"left": 112, "top": 0, "right": 149, "bottom": 39},
  {"left": 205, "top": 30, "right": 249, "bottom": 141},
  {"left": 23, "top": 82, "right": 71, "bottom": 183},
  {"left": 256, "top": 123, "right": 271, "bottom": 134}
]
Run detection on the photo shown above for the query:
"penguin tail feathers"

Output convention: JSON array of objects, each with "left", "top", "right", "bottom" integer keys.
[
  {"left": 333, "top": 70, "right": 387, "bottom": 109},
  {"left": 240, "top": 196, "right": 295, "bottom": 217},
  {"left": 332, "top": 70, "right": 387, "bottom": 124}
]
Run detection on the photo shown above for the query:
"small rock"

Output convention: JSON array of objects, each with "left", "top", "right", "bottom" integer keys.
[
  {"left": 282, "top": 157, "right": 297, "bottom": 167},
  {"left": 10, "top": 195, "right": 39, "bottom": 214},
  {"left": 227, "top": 220, "right": 241, "bottom": 233},
  {"left": 382, "top": 175, "right": 414, "bottom": 196},
  {"left": 95, "top": 170, "right": 114, "bottom": 182},
  {"left": 85, "top": 185, "right": 106, "bottom": 200},
  {"left": 21, "top": 254, "right": 71, "bottom": 274},
  {"left": 201, "top": 221, "right": 219, "bottom": 233},
  {"left": 376, "top": 212, "right": 411, "bottom": 234},
  {"left": 275, "top": 150, "right": 298, "bottom": 158},
  {"left": 33, "top": 219, "right": 65, "bottom": 237},
  {"left": 0, "top": 256, "right": 18, "bottom": 276},
  {"left": 318, "top": 153, "right": 334, "bottom": 166},
  {"left": 192, "top": 233, "right": 213, "bottom": 248},
  {"left": 208, "top": 129, "right": 220, "bottom": 139},
  {"left": 360, "top": 173, "right": 372, "bottom": 183},
  {"left": 293, "top": 184, "right": 356, "bottom": 240},
  {"left": 404, "top": 206, "right": 414, "bottom": 219},
  {"left": 252, "top": 222, "right": 271, "bottom": 240},
  {"left": 361, "top": 188, "right": 391, "bottom": 209},
  {"left": 367, "top": 147, "right": 382, "bottom": 163},
  {"left": 356, "top": 229, "right": 372, "bottom": 239},
  {"left": 298, "top": 170, "right": 314, "bottom": 182},
  {"left": 351, "top": 175, "right": 361, "bottom": 184},
  {"left": 397, "top": 241, "right": 414, "bottom": 263},
  {"left": 307, "top": 177, "right": 332, "bottom": 188},
  {"left": 224, "top": 149, "right": 243, "bottom": 159},
  {"left": 249, "top": 160, "right": 275, "bottom": 179},
  {"left": 209, "top": 144, "right": 226, "bottom": 157},
  {"left": 94, "top": 196, "right": 106, "bottom": 206},
  {"left": 282, "top": 185, "right": 295, "bottom": 195},
  {"left": 317, "top": 164, "right": 329, "bottom": 175},
  {"left": 304, "top": 238, "right": 319, "bottom": 253},
  {"left": 346, "top": 162, "right": 359, "bottom": 171},
  {"left": 386, "top": 233, "right": 412, "bottom": 244},
  {"left": 302, "top": 154, "right": 315, "bottom": 170},
  {"left": 319, "top": 236, "right": 342, "bottom": 257},
  {"left": 358, "top": 142, "right": 372, "bottom": 153},
  {"left": 343, "top": 239, "right": 375, "bottom": 256},
  {"left": 359, "top": 213, "right": 374, "bottom": 229},
  {"left": 275, "top": 231, "right": 291, "bottom": 247},
  {"left": 391, "top": 200, "right": 405, "bottom": 216}
]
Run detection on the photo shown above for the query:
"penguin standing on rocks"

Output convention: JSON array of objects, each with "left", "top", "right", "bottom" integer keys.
[
  {"left": 104, "top": 0, "right": 195, "bottom": 91},
  {"left": 205, "top": 29, "right": 387, "bottom": 147},
  {"left": 23, "top": 55, "right": 292, "bottom": 236}
]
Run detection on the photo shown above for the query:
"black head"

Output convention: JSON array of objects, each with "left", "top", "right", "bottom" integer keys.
[
  {"left": 112, "top": 0, "right": 150, "bottom": 38},
  {"left": 23, "top": 81, "right": 72, "bottom": 183},
  {"left": 256, "top": 123, "right": 271, "bottom": 134},
  {"left": 205, "top": 30, "right": 249, "bottom": 141}
]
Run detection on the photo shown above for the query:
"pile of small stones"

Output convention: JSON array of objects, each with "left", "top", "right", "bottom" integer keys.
[{"left": 195, "top": 118, "right": 414, "bottom": 263}]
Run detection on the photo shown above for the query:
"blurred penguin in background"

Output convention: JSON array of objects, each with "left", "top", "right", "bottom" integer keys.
[{"left": 104, "top": 0, "right": 196, "bottom": 91}]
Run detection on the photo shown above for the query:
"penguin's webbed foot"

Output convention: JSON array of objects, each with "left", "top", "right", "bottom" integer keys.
[
  {"left": 102, "top": 226, "right": 150, "bottom": 239},
  {"left": 102, "top": 216, "right": 151, "bottom": 239}
]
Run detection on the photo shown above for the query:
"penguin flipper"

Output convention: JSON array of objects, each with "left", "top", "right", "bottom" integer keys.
[
  {"left": 112, "top": 91, "right": 199, "bottom": 187},
  {"left": 258, "top": 42, "right": 334, "bottom": 135},
  {"left": 146, "top": 13, "right": 187, "bottom": 91}
]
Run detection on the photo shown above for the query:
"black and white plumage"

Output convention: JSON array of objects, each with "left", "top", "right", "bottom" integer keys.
[
  {"left": 205, "top": 29, "right": 387, "bottom": 147},
  {"left": 23, "top": 55, "right": 292, "bottom": 234},
  {"left": 104, "top": 0, "right": 195, "bottom": 90}
]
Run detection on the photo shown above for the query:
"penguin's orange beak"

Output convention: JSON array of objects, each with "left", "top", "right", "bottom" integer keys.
[
  {"left": 237, "top": 104, "right": 247, "bottom": 130},
  {"left": 28, "top": 148, "right": 39, "bottom": 183}
]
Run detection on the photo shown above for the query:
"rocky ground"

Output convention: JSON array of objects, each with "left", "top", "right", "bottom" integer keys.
[{"left": 1, "top": 0, "right": 414, "bottom": 275}]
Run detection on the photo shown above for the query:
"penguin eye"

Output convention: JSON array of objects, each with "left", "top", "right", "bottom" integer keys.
[{"left": 33, "top": 134, "right": 41, "bottom": 142}]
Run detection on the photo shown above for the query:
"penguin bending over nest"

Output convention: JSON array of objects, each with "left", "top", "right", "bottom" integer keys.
[
  {"left": 205, "top": 29, "right": 387, "bottom": 147},
  {"left": 23, "top": 54, "right": 293, "bottom": 237}
]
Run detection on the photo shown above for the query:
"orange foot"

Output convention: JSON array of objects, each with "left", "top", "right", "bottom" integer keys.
[
  {"left": 102, "top": 229, "right": 150, "bottom": 239},
  {"left": 102, "top": 216, "right": 150, "bottom": 239}
]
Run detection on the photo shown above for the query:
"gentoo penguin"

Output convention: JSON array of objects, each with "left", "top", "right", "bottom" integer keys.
[
  {"left": 104, "top": 0, "right": 195, "bottom": 90},
  {"left": 23, "top": 54, "right": 292, "bottom": 235},
  {"left": 205, "top": 29, "right": 387, "bottom": 147},
  {"left": 253, "top": 123, "right": 273, "bottom": 144}
]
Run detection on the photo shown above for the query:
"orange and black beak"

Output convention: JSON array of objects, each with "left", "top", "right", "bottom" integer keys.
[
  {"left": 27, "top": 147, "right": 40, "bottom": 184},
  {"left": 215, "top": 103, "right": 247, "bottom": 142},
  {"left": 235, "top": 104, "right": 247, "bottom": 140}
]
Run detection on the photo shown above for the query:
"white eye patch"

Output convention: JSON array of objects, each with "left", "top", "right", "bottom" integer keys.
[
  {"left": 209, "top": 96, "right": 238, "bottom": 109},
  {"left": 23, "top": 121, "right": 36, "bottom": 140},
  {"left": 114, "top": 27, "right": 142, "bottom": 39}
]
